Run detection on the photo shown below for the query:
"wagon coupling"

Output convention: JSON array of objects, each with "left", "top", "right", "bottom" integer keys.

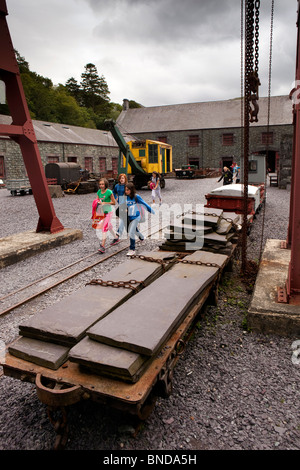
[
  {"left": 35, "top": 374, "right": 85, "bottom": 450},
  {"left": 35, "top": 373, "right": 83, "bottom": 407}
]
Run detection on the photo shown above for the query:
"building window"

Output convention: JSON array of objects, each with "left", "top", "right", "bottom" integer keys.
[
  {"left": 157, "top": 135, "right": 167, "bottom": 143},
  {"left": 148, "top": 144, "right": 158, "bottom": 163},
  {"left": 222, "top": 133, "right": 234, "bottom": 146},
  {"left": 0, "top": 156, "right": 5, "bottom": 178},
  {"left": 262, "top": 132, "right": 273, "bottom": 145},
  {"left": 188, "top": 135, "right": 199, "bottom": 147},
  {"left": 99, "top": 157, "right": 106, "bottom": 173},
  {"left": 47, "top": 156, "right": 59, "bottom": 163},
  {"left": 67, "top": 156, "right": 77, "bottom": 162},
  {"left": 85, "top": 157, "right": 93, "bottom": 173},
  {"left": 112, "top": 158, "right": 118, "bottom": 175},
  {"left": 189, "top": 159, "right": 199, "bottom": 169}
]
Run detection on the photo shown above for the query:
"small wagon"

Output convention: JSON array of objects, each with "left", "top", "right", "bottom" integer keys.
[{"left": 5, "top": 178, "right": 32, "bottom": 196}]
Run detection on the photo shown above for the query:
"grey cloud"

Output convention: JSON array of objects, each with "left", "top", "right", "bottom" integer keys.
[{"left": 87, "top": 0, "right": 241, "bottom": 45}]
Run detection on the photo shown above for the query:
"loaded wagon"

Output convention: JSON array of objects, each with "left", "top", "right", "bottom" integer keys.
[{"left": 1, "top": 249, "right": 231, "bottom": 449}]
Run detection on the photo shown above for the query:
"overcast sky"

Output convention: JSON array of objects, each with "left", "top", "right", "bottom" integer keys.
[{"left": 4, "top": 0, "right": 299, "bottom": 107}]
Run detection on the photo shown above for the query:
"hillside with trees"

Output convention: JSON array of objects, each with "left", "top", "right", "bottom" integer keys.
[{"left": 0, "top": 51, "right": 142, "bottom": 129}]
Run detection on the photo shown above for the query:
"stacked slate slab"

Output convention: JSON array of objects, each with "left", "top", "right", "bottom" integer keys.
[
  {"left": 69, "top": 251, "right": 228, "bottom": 382},
  {"left": 9, "top": 251, "right": 176, "bottom": 370},
  {"left": 160, "top": 207, "right": 241, "bottom": 255}
]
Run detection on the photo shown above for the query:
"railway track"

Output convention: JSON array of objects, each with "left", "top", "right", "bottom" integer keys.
[{"left": 0, "top": 221, "right": 165, "bottom": 318}]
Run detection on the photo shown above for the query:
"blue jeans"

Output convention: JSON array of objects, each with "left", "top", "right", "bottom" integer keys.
[{"left": 128, "top": 216, "right": 143, "bottom": 250}]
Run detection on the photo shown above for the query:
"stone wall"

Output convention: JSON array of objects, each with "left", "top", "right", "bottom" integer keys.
[
  {"left": 1, "top": 122, "right": 293, "bottom": 185},
  {"left": 0, "top": 138, "right": 119, "bottom": 180},
  {"left": 130, "top": 124, "right": 293, "bottom": 181}
]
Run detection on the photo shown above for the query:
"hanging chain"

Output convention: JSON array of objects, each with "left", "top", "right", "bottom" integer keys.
[
  {"left": 258, "top": 0, "right": 274, "bottom": 262},
  {"left": 254, "top": 1, "right": 260, "bottom": 74},
  {"left": 242, "top": 0, "right": 260, "bottom": 273},
  {"left": 247, "top": 0, "right": 261, "bottom": 123}
]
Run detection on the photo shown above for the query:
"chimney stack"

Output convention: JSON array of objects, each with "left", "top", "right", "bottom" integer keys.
[{"left": 123, "top": 99, "right": 129, "bottom": 110}]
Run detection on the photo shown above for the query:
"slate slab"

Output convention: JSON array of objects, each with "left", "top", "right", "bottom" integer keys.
[
  {"left": 8, "top": 336, "right": 69, "bottom": 370},
  {"left": 165, "top": 224, "right": 212, "bottom": 238},
  {"left": 69, "top": 336, "right": 150, "bottom": 383},
  {"left": 216, "top": 212, "right": 241, "bottom": 234},
  {"left": 182, "top": 208, "right": 223, "bottom": 228},
  {"left": 19, "top": 251, "right": 176, "bottom": 347},
  {"left": 87, "top": 251, "right": 227, "bottom": 356}
]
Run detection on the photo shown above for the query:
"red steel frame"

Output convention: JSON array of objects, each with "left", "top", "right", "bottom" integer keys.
[
  {"left": 284, "top": 1, "right": 300, "bottom": 303},
  {"left": 0, "top": 1, "right": 64, "bottom": 233}
]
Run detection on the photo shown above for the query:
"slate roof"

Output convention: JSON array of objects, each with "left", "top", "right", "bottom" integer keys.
[
  {"left": 116, "top": 96, "right": 293, "bottom": 134},
  {"left": 0, "top": 115, "right": 117, "bottom": 147}
]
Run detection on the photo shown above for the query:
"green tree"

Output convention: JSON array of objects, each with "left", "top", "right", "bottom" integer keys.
[
  {"left": 54, "top": 85, "right": 96, "bottom": 128},
  {"left": 5, "top": 51, "right": 127, "bottom": 128},
  {"left": 65, "top": 77, "right": 82, "bottom": 104},
  {"left": 80, "top": 63, "right": 110, "bottom": 112}
]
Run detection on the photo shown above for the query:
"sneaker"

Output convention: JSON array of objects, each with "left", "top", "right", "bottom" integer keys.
[
  {"left": 110, "top": 237, "right": 120, "bottom": 246},
  {"left": 98, "top": 245, "right": 105, "bottom": 253},
  {"left": 126, "top": 250, "right": 136, "bottom": 256}
]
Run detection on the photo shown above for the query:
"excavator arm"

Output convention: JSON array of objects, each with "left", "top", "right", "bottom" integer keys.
[{"left": 105, "top": 119, "right": 146, "bottom": 177}]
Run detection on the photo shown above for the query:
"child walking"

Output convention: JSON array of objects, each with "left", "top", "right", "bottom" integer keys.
[
  {"left": 96, "top": 178, "right": 118, "bottom": 254},
  {"left": 111, "top": 173, "right": 128, "bottom": 244},
  {"left": 124, "top": 182, "right": 155, "bottom": 256},
  {"left": 151, "top": 171, "right": 162, "bottom": 205}
]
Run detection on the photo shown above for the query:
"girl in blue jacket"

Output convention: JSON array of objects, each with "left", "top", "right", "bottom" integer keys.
[
  {"left": 112, "top": 173, "right": 128, "bottom": 244},
  {"left": 124, "top": 182, "right": 155, "bottom": 256}
]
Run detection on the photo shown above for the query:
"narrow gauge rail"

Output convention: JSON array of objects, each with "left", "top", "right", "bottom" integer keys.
[
  {"left": 0, "top": 220, "right": 165, "bottom": 318},
  {"left": 0, "top": 244, "right": 127, "bottom": 318}
]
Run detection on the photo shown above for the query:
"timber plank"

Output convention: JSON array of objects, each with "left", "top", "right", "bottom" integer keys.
[
  {"left": 18, "top": 251, "right": 176, "bottom": 347},
  {"left": 87, "top": 251, "right": 227, "bottom": 356}
]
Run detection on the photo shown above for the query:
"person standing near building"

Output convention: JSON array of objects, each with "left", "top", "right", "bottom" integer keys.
[
  {"left": 218, "top": 166, "right": 233, "bottom": 185},
  {"left": 151, "top": 171, "right": 162, "bottom": 205},
  {"left": 232, "top": 164, "right": 240, "bottom": 183}
]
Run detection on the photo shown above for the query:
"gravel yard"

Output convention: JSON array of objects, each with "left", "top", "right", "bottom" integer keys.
[{"left": 0, "top": 177, "right": 299, "bottom": 451}]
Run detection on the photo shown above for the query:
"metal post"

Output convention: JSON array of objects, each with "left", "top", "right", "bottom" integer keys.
[{"left": 0, "top": 1, "right": 64, "bottom": 233}]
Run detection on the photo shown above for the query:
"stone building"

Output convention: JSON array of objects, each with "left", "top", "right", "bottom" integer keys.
[
  {"left": 117, "top": 96, "right": 293, "bottom": 188},
  {"left": 0, "top": 115, "right": 119, "bottom": 181},
  {"left": 0, "top": 95, "right": 294, "bottom": 189}
]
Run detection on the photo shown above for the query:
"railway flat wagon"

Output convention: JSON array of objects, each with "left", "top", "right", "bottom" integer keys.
[{"left": 1, "top": 249, "right": 230, "bottom": 449}]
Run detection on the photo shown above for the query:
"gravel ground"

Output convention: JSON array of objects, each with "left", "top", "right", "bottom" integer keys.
[{"left": 0, "top": 177, "right": 299, "bottom": 452}]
